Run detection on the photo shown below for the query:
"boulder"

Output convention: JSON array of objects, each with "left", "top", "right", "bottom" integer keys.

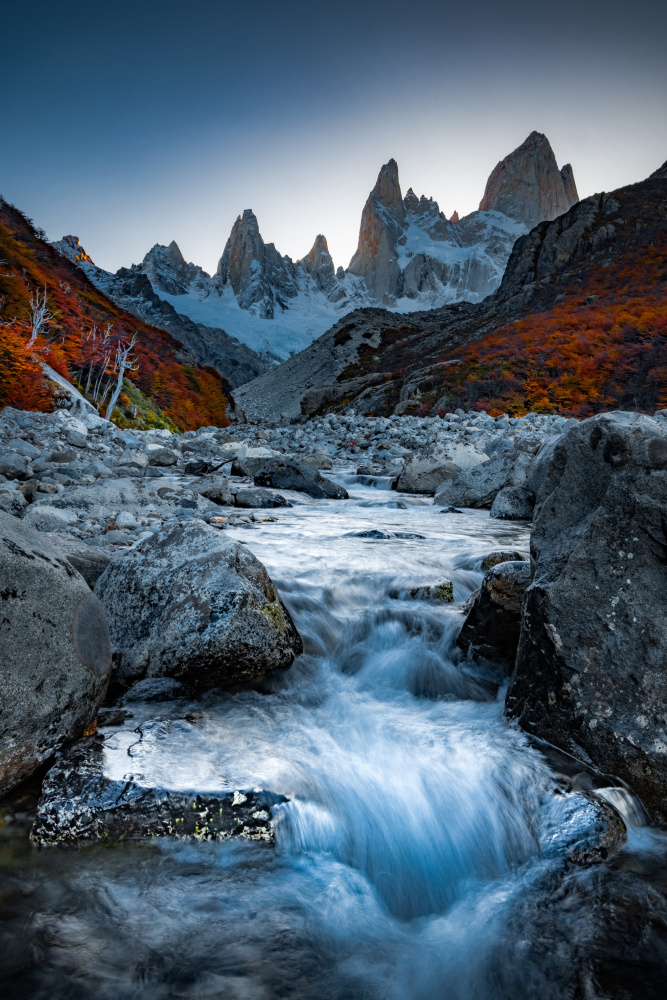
[
  {"left": 457, "top": 561, "right": 531, "bottom": 671},
  {"left": 434, "top": 450, "right": 533, "bottom": 508},
  {"left": 398, "top": 444, "right": 487, "bottom": 494},
  {"left": 255, "top": 460, "right": 348, "bottom": 500},
  {"left": 490, "top": 486, "right": 535, "bottom": 520},
  {"left": 506, "top": 412, "right": 667, "bottom": 823},
  {"left": 148, "top": 447, "right": 178, "bottom": 466},
  {"left": 195, "top": 474, "right": 233, "bottom": 507},
  {"left": 95, "top": 520, "right": 303, "bottom": 692},
  {"left": 23, "top": 505, "right": 79, "bottom": 532},
  {"left": 300, "top": 448, "right": 333, "bottom": 470},
  {"left": 32, "top": 730, "right": 284, "bottom": 845},
  {"left": 481, "top": 550, "right": 526, "bottom": 571},
  {"left": 0, "top": 512, "right": 112, "bottom": 794},
  {"left": 234, "top": 487, "right": 292, "bottom": 509},
  {"left": 0, "top": 489, "right": 27, "bottom": 518},
  {"left": 0, "top": 453, "right": 31, "bottom": 481}
]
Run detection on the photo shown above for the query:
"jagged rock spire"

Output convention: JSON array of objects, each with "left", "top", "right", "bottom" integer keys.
[{"left": 479, "top": 131, "right": 579, "bottom": 229}]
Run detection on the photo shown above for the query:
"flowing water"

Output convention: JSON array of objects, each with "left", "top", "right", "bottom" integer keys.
[{"left": 1, "top": 474, "right": 666, "bottom": 999}]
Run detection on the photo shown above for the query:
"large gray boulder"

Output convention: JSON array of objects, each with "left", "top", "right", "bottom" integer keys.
[
  {"left": 434, "top": 451, "right": 533, "bottom": 508},
  {"left": 457, "top": 560, "right": 531, "bottom": 672},
  {"left": 0, "top": 489, "right": 27, "bottom": 518},
  {"left": 397, "top": 443, "right": 487, "bottom": 495},
  {"left": 43, "top": 532, "right": 113, "bottom": 587},
  {"left": 490, "top": 486, "right": 535, "bottom": 520},
  {"left": 255, "top": 460, "right": 348, "bottom": 500},
  {"left": 0, "top": 512, "right": 112, "bottom": 794},
  {"left": 506, "top": 412, "right": 667, "bottom": 822},
  {"left": 0, "top": 453, "right": 31, "bottom": 481},
  {"left": 96, "top": 520, "right": 303, "bottom": 692}
]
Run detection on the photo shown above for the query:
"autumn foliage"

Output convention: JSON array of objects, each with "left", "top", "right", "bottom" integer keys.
[{"left": 0, "top": 199, "right": 230, "bottom": 430}]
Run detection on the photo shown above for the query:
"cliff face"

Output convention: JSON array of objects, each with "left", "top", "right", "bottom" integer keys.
[
  {"left": 216, "top": 209, "right": 300, "bottom": 318},
  {"left": 479, "top": 131, "right": 579, "bottom": 229}
]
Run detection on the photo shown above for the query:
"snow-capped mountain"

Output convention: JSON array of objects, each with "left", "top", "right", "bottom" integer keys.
[{"left": 54, "top": 132, "right": 578, "bottom": 366}]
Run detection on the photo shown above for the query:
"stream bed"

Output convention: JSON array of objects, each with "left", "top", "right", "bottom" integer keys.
[{"left": 1, "top": 474, "right": 666, "bottom": 999}]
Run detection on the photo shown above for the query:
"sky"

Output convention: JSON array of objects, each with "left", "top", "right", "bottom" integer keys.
[{"left": 2, "top": 0, "right": 666, "bottom": 275}]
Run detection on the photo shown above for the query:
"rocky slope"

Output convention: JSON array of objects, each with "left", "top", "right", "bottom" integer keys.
[
  {"left": 59, "top": 133, "right": 576, "bottom": 362},
  {"left": 235, "top": 161, "right": 667, "bottom": 422}
]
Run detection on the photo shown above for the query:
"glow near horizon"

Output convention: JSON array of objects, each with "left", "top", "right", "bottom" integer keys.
[{"left": 1, "top": 1, "right": 666, "bottom": 278}]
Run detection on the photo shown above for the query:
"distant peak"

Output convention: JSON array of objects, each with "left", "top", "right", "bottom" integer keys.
[
  {"left": 372, "top": 159, "right": 405, "bottom": 220},
  {"left": 54, "top": 235, "right": 94, "bottom": 265},
  {"left": 449, "top": 210, "right": 460, "bottom": 223}
]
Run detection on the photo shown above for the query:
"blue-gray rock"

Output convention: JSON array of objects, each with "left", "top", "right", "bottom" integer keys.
[{"left": 0, "top": 511, "right": 112, "bottom": 794}]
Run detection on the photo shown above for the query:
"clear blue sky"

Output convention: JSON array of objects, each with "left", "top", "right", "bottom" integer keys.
[{"left": 2, "top": 0, "right": 666, "bottom": 274}]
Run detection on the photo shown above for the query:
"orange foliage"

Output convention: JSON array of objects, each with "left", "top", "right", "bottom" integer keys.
[{"left": 0, "top": 200, "right": 230, "bottom": 430}]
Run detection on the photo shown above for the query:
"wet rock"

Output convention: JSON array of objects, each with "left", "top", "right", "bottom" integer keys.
[
  {"left": 255, "top": 460, "right": 348, "bottom": 500},
  {"left": 234, "top": 487, "right": 292, "bottom": 509},
  {"left": 95, "top": 520, "right": 302, "bottom": 693},
  {"left": 490, "top": 486, "right": 535, "bottom": 520},
  {"left": 434, "top": 451, "right": 533, "bottom": 508},
  {"left": 0, "top": 489, "right": 27, "bottom": 518},
  {"left": 31, "top": 732, "right": 285, "bottom": 845},
  {"left": 481, "top": 550, "right": 526, "bottom": 571},
  {"left": 196, "top": 474, "right": 234, "bottom": 507},
  {"left": 389, "top": 582, "right": 454, "bottom": 602},
  {"left": 506, "top": 412, "right": 667, "bottom": 823},
  {"left": 0, "top": 511, "right": 112, "bottom": 794},
  {"left": 348, "top": 529, "right": 425, "bottom": 540},
  {"left": 457, "top": 560, "right": 531, "bottom": 671}
]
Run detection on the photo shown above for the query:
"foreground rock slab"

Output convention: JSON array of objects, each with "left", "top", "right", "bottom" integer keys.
[
  {"left": 506, "top": 412, "right": 667, "bottom": 823},
  {"left": 96, "top": 520, "right": 303, "bottom": 692},
  {"left": 32, "top": 732, "right": 284, "bottom": 845},
  {"left": 0, "top": 511, "right": 112, "bottom": 794}
]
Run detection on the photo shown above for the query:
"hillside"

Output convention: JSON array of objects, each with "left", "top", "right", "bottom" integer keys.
[
  {"left": 0, "top": 200, "right": 233, "bottom": 430},
  {"left": 236, "top": 162, "right": 667, "bottom": 421}
]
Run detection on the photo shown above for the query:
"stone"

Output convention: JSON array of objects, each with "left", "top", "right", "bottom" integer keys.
[
  {"left": 397, "top": 443, "right": 488, "bottom": 494},
  {"left": 506, "top": 412, "right": 667, "bottom": 823},
  {"left": 148, "top": 447, "right": 178, "bottom": 466},
  {"left": 0, "top": 489, "right": 28, "bottom": 518},
  {"left": 115, "top": 510, "right": 137, "bottom": 529},
  {"left": 481, "top": 550, "right": 526, "bottom": 571},
  {"left": 0, "top": 453, "right": 30, "bottom": 481},
  {"left": 434, "top": 451, "right": 533, "bottom": 508},
  {"left": 31, "top": 731, "right": 284, "bottom": 845},
  {"left": 0, "top": 511, "right": 112, "bottom": 794},
  {"left": 49, "top": 447, "right": 77, "bottom": 464},
  {"left": 457, "top": 561, "right": 532, "bottom": 672},
  {"left": 95, "top": 520, "right": 303, "bottom": 692},
  {"left": 490, "top": 486, "right": 535, "bottom": 520},
  {"left": 43, "top": 532, "right": 113, "bottom": 587},
  {"left": 23, "top": 505, "right": 79, "bottom": 532},
  {"left": 255, "top": 460, "right": 348, "bottom": 500},
  {"left": 234, "top": 488, "right": 292, "bottom": 509},
  {"left": 116, "top": 449, "right": 149, "bottom": 470}
]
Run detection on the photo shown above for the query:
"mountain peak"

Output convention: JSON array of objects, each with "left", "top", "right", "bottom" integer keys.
[
  {"left": 479, "top": 132, "right": 579, "bottom": 228},
  {"left": 372, "top": 159, "right": 405, "bottom": 222},
  {"left": 54, "top": 235, "right": 94, "bottom": 265},
  {"left": 449, "top": 210, "right": 460, "bottom": 223}
]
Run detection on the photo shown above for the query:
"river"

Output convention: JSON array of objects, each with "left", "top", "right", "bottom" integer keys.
[{"left": 1, "top": 473, "right": 666, "bottom": 998}]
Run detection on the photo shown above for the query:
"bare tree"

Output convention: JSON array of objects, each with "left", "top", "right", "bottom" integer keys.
[
  {"left": 105, "top": 334, "right": 139, "bottom": 422},
  {"left": 26, "top": 285, "right": 51, "bottom": 347}
]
